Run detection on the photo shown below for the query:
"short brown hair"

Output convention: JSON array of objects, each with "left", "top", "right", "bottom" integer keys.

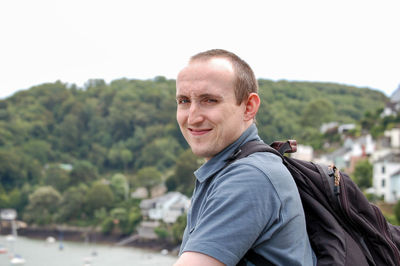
[{"left": 190, "top": 49, "right": 258, "bottom": 105}]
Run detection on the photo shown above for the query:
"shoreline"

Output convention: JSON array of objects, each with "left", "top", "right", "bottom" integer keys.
[{"left": 0, "top": 224, "right": 180, "bottom": 256}]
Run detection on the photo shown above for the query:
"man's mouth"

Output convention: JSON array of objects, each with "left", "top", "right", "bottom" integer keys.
[{"left": 188, "top": 128, "right": 211, "bottom": 136}]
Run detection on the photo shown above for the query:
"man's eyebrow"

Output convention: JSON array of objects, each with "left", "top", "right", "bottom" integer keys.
[
  {"left": 175, "top": 94, "right": 223, "bottom": 100},
  {"left": 176, "top": 94, "right": 188, "bottom": 100},
  {"left": 198, "top": 93, "right": 223, "bottom": 100}
]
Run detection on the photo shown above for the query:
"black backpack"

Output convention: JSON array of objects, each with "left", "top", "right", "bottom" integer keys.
[{"left": 234, "top": 140, "right": 400, "bottom": 266}]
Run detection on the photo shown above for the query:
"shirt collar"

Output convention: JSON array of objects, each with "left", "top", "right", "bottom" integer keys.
[{"left": 194, "top": 124, "right": 261, "bottom": 183}]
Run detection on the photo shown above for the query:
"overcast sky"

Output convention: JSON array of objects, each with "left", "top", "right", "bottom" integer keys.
[{"left": 0, "top": 0, "right": 399, "bottom": 99}]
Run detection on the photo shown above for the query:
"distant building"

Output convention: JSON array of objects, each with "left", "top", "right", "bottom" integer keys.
[
  {"left": 320, "top": 122, "right": 357, "bottom": 135},
  {"left": 381, "top": 84, "right": 400, "bottom": 117},
  {"left": 373, "top": 153, "right": 400, "bottom": 203},
  {"left": 140, "top": 192, "right": 190, "bottom": 224},
  {"left": 0, "top": 209, "right": 17, "bottom": 221},
  {"left": 317, "top": 134, "right": 374, "bottom": 173},
  {"left": 59, "top": 163, "right": 73, "bottom": 171},
  {"left": 371, "top": 127, "right": 400, "bottom": 163},
  {"left": 291, "top": 145, "right": 313, "bottom": 161},
  {"left": 43, "top": 163, "right": 73, "bottom": 171},
  {"left": 338, "top": 124, "right": 356, "bottom": 134},
  {"left": 137, "top": 221, "right": 160, "bottom": 239},
  {"left": 131, "top": 187, "right": 148, "bottom": 199},
  {"left": 131, "top": 184, "right": 167, "bottom": 199},
  {"left": 384, "top": 127, "right": 400, "bottom": 149},
  {"left": 320, "top": 122, "right": 339, "bottom": 134}
]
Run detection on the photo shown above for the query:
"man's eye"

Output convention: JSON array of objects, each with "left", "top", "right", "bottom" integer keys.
[
  {"left": 205, "top": 99, "right": 218, "bottom": 103},
  {"left": 177, "top": 98, "right": 190, "bottom": 104}
]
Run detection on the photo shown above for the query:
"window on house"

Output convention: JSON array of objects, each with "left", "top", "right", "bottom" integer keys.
[
  {"left": 382, "top": 166, "right": 385, "bottom": 174},
  {"left": 382, "top": 179, "right": 386, "bottom": 187}
]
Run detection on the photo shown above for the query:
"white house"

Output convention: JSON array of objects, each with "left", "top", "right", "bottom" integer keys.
[
  {"left": 373, "top": 153, "right": 400, "bottom": 203},
  {"left": 320, "top": 122, "right": 339, "bottom": 134},
  {"left": 317, "top": 134, "right": 375, "bottom": 172},
  {"left": 384, "top": 128, "right": 400, "bottom": 149},
  {"left": 140, "top": 192, "right": 190, "bottom": 224},
  {"left": 291, "top": 144, "right": 313, "bottom": 161},
  {"left": 381, "top": 84, "right": 400, "bottom": 117},
  {"left": 338, "top": 124, "right": 356, "bottom": 134},
  {"left": 0, "top": 209, "right": 17, "bottom": 221}
]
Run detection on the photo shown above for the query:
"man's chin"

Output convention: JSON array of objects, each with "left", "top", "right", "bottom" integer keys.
[{"left": 191, "top": 148, "right": 214, "bottom": 159}]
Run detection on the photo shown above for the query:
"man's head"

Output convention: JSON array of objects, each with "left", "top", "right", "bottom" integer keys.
[
  {"left": 190, "top": 49, "right": 258, "bottom": 105},
  {"left": 176, "top": 49, "right": 260, "bottom": 160}
]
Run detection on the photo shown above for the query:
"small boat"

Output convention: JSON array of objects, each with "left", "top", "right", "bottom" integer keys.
[
  {"left": 6, "top": 235, "right": 16, "bottom": 242},
  {"left": 0, "top": 245, "right": 7, "bottom": 254},
  {"left": 83, "top": 256, "right": 93, "bottom": 266},
  {"left": 46, "top": 236, "right": 56, "bottom": 244},
  {"left": 59, "top": 231, "right": 64, "bottom": 250},
  {"left": 10, "top": 254, "right": 26, "bottom": 265},
  {"left": 161, "top": 249, "right": 169, "bottom": 255}
]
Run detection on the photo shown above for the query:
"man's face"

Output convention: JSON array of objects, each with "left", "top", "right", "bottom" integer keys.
[{"left": 176, "top": 58, "right": 249, "bottom": 160}]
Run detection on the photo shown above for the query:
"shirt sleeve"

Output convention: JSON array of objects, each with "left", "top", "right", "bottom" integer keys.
[{"left": 181, "top": 162, "right": 282, "bottom": 266}]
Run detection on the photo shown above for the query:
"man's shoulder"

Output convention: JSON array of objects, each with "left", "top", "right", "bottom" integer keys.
[
  {"left": 222, "top": 150, "right": 298, "bottom": 196},
  {"left": 208, "top": 151, "right": 287, "bottom": 192},
  {"left": 232, "top": 150, "right": 289, "bottom": 177}
]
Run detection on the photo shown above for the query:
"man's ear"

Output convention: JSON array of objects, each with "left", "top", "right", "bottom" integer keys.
[{"left": 244, "top": 93, "right": 260, "bottom": 121}]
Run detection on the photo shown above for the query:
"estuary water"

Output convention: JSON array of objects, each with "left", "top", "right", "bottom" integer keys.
[{"left": 0, "top": 235, "right": 177, "bottom": 266}]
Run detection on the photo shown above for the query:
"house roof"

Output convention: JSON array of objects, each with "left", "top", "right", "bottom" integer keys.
[
  {"left": 139, "top": 191, "right": 188, "bottom": 209},
  {"left": 391, "top": 84, "right": 400, "bottom": 103},
  {"left": 391, "top": 169, "right": 400, "bottom": 178},
  {"left": 325, "top": 146, "right": 351, "bottom": 160},
  {"left": 375, "top": 153, "right": 400, "bottom": 164}
]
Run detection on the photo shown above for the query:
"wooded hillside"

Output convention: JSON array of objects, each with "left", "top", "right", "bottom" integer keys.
[{"left": 0, "top": 77, "right": 387, "bottom": 231}]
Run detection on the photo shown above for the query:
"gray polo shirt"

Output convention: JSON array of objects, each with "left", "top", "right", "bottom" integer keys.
[{"left": 179, "top": 124, "right": 315, "bottom": 266}]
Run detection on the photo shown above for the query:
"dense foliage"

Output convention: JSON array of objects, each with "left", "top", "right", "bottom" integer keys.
[{"left": 0, "top": 77, "right": 387, "bottom": 232}]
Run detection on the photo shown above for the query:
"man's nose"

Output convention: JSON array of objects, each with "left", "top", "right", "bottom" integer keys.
[{"left": 187, "top": 102, "right": 204, "bottom": 125}]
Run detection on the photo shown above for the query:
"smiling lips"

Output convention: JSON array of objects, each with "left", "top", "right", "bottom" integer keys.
[{"left": 189, "top": 128, "right": 212, "bottom": 136}]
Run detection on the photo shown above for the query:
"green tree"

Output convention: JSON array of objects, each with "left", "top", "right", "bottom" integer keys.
[
  {"left": 22, "top": 140, "right": 52, "bottom": 164},
  {"left": 100, "top": 216, "right": 115, "bottom": 234},
  {"left": 120, "top": 149, "right": 133, "bottom": 171},
  {"left": 352, "top": 159, "right": 373, "bottom": 189},
  {"left": 0, "top": 185, "right": 9, "bottom": 208},
  {"left": 43, "top": 165, "right": 70, "bottom": 192},
  {"left": 110, "top": 173, "right": 129, "bottom": 201},
  {"left": 0, "top": 150, "right": 27, "bottom": 190},
  {"left": 8, "top": 188, "right": 23, "bottom": 212},
  {"left": 57, "top": 185, "right": 88, "bottom": 222},
  {"left": 98, "top": 207, "right": 140, "bottom": 235},
  {"left": 171, "top": 214, "right": 187, "bottom": 244},
  {"left": 127, "top": 206, "right": 142, "bottom": 233},
  {"left": 167, "top": 149, "right": 200, "bottom": 196},
  {"left": 107, "top": 145, "right": 133, "bottom": 170},
  {"left": 136, "top": 167, "right": 162, "bottom": 198},
  {"left": 301, "top": 99, "right": 334, "bottom": 128},
  {"left": 56, "top": 114, "right": 82, "bottom": 152},
  {"left": 135, "top": 137, "right": 182, "bottom": 170},
  {"left": 70, "top": 160, "right": 98, "bottom": 185},
  {"left": 86, "top": 181, "right": 114, "bottom": 214},
  {"left": 87, "top": 143, "right": 108, "bottom": 171},
  {"left": 23, "top": 186, "right": 62, "bottom": 225},
  {"left": 154, "top": 226, "right": 169, "bottom": 240},
  {"left": 109, "top": 207, "right": 139, "bottom": 235}
]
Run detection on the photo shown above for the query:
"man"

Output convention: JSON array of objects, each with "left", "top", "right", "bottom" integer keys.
[{"left": 174, "top": 49, "right": 315, "bottom": 266}]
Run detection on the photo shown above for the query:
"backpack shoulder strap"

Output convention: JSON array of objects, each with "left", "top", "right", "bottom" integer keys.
[{"left": 226, "top": 140, "right": 283, "bottom": 164}]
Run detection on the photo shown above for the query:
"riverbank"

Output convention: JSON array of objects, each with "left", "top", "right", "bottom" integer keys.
[
  {"left": 0, "top": 235, "right": 178, "bottom": 266},
  {"left": 0, "top": 222, "right": 180, "bottom": 256}
]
